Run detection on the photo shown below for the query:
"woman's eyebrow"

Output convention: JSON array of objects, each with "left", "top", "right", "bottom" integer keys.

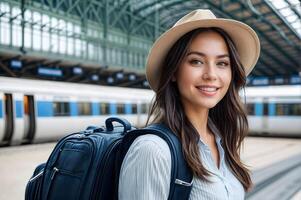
[{"left": 187, "top": 51, "right": 229, "bottom": 58}]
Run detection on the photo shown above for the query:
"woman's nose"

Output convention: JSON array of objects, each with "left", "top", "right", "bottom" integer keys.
[{"left": 202, "top": 64, "right": 217, "bottom": 80}]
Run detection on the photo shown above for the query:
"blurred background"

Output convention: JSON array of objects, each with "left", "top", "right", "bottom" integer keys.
[{"left": 0, "top": 0, "right": 300, "bottom": 199}]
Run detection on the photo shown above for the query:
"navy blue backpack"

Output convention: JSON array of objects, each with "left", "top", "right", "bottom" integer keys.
[{"left": 25, "top": 117, "right": 193, "bottom": 200}]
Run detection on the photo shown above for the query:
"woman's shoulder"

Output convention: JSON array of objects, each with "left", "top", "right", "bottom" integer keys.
[
  {"left": 128, "top": 134, "right": 171, "bottom": 159},
  {"left": 120, "top": 134, "right": 172, "bottom": 180}
]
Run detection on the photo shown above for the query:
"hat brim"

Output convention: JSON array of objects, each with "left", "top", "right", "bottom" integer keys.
[{"left": 146, "top": 18, "right": 260, "bottom": 91}]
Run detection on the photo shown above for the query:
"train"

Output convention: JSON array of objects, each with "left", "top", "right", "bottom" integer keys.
[
  {"left": 0, "top": 77, "right": 300, "bottom": 146},
  {"left": 243, "top": 84, "right": 301, "bottom": 137}
]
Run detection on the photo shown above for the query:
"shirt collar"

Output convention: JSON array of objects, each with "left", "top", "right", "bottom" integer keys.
[{"left": 198, "top": 117, "right": 222, "bottom": 146}]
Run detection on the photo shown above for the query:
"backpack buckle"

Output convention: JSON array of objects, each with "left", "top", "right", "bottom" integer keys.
[{"left": 175, "top": 178, "right": 193, "bottom": 187}]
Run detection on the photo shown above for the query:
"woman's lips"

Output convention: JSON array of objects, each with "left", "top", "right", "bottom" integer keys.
[{"left": 196, "top": 86, "right": 219, "bottom": 96}]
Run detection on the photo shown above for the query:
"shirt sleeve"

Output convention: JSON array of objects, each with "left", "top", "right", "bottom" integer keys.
[{"left": 118, "top": 134, "right": 172, "bottom": 200}]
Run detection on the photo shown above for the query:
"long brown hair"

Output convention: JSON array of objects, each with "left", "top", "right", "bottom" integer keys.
[{"left": 146, "top": 27, "right": 252, "bottom": 191}]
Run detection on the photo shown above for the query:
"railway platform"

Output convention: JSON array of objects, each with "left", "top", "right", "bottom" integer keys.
[{"left": 1, "top": 137, "right": 301, "bottom": 200}]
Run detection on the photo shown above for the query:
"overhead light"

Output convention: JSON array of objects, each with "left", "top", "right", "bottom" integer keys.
[
  {"left": 290, "top": 75, "right": 301, "bottom": 84},
  {"left": 91, "top": 74, "right": 99, "bottom": 81},
  {"left": 129, "top": 74, "right": 136, "bottom": 81},
  {"left": 72, "top": 67, "right": 83, "bottom": 75},
  {"left": 274, "top": 77, "right": 284, "bottom": 84},
  {"left": 116, "top": 72, "right": 124, "bottom": 79},
  {"left": 107, "top": 76, "right": 114, "bottom": 84},
  {"left": 252, "top": 77, "right": 269, "bottom": 86},
  {"left": 143, "top": 80, "right": 149, "bottom": 87},
  {"left": 10, "top": 60, "right": 22, "bottom": 69}
]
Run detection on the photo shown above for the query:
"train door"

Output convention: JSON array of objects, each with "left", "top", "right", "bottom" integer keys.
[
  {"left": 9, "top": 93, "right": 26, "bottom": 145},
  {"left": 136, "top": 102, "right": 142, "bottom": 127},
  {"left": 23, "top": 95, "right": 35, "bottom": 143},
  {"left": 262, "top": 98, "right": 269, "bottom": 133},
  {"left": 0, "top": 93, "right": 4, "bottom": 144},
  {"left": 1, "top": 93, "right": 14, "bottom": 145}
]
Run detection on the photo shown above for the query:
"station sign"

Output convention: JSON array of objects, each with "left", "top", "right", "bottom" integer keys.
[
  {"left": 10, "top": 60, "right": 22, "bottom": 69},
  {"left": 37, "top": 66, "right": 63, "bottom": 77}
]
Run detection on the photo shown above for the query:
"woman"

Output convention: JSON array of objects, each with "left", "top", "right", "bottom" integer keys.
[{"left": 119, "top": 9, "right": 260, "bottom": 199}]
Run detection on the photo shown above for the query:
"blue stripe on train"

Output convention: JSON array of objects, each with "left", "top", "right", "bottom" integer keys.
[
  {"left": 70, "top": 102, "right": 78, "bottom": 116},
  {"left": 125, "top": 104, "right": 132, "bottom": 114},
  {"left": 15, "top": 100, "right": 23, "bottom": 118},
  {"left": 0, "top": 100, "right": 2, "bottom": 118},
  {"left": 255, "top": 103, "right": 263, "bottom": 116},
  {"left": 110, "top": 103, "right": 117, "bottom": 115},
  {"left": 37, "top": 101, "right": 53, "bottom": 117},
  {"left": 92, "top": 103, "right": 100, "bottom": 115},
  {"left": 268, "top": 103, "right": 275, "bottom": 116}
]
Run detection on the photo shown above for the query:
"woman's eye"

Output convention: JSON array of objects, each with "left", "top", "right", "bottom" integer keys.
[
  {"left": 189, "top": 59, "right": 203, "bottom": 65},
  {"left": 217, "top": 61, "right": 229, "bottom": 67}
]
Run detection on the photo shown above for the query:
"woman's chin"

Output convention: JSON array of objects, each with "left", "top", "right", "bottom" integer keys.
[{"left": 195, "top": 101, "right": 219, "bottom": 109}]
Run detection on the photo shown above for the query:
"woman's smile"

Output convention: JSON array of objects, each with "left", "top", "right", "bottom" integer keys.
[{"left": 195, "top": 85, "right": 220, "bottom": 97}]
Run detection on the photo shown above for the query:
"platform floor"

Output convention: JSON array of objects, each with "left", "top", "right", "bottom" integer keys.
[{"left": 1, "top": 137, "right": 301, "bottom": 200}]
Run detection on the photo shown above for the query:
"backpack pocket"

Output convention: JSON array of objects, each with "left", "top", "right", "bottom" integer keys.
[
  {"left": 45, "top": 140, "right": 93, "bottom": 200},
  {"left": 25, "top": 163, "right": 46, "bottom": 200},
  {"left": 47, "top": 167, "right": 83, "bottom": 200}
]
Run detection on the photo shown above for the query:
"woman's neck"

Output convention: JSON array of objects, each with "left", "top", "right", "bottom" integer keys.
[{"left": 183, "top": 105, "right": 210, "bottom": 139}]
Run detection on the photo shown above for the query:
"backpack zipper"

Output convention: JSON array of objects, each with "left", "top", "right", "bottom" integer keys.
[
  {"left": 29, "top": 170, "right": 44, "bottom": 182},
  {"left": 50, "top": 167, "right": 59, "bottom": 180}
]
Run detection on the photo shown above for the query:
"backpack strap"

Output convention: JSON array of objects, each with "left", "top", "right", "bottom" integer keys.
[
  {"left": 146, "top": 124, "right": 193, "bottom": 200},
  {"left": 117, "top": 123, "right": 193, "bottom": 200}
]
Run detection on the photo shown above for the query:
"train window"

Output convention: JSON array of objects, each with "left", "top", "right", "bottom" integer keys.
[
  {"left": 263, "top": 103, "right": 269, "bottom": 116},
  {"left": 53, "top": 102, "right": 70, "bottom": 116},
  {"left": 276, "top": 104, "right": 283, "bottom": 115},
  {"left": 117, "top": 103, "right": 125, "bottom": 114},
  {"left": 100, "top": 103, "right": 110, "bottom": 115},
  {"left": 78, "top": 102, "right": 91, "bottom": 116},
  {"left": 291, "top": 104, "right": 301, "bottom": 116},
  {"left": 276, "top": 104, "right": 288, "bottom": 116},
  {"left": 246, "top": 103, "right": 255, "bottom": 115},
  {"left": 276, "top": 103, "right": 301, "bottom": 116},
  {"left": 132, "top": 104, "right": 137, "bottom": 114},
  {"left": 141, "top": 103, "right": 149, "bottom": 114}
]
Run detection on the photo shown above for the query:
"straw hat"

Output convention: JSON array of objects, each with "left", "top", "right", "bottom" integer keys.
[{"left": 146, "top": 9, "right": 260, "bottom": 91}]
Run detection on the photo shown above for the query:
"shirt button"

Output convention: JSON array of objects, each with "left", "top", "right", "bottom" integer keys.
[{"left": 224, "top": 183, "right": 230, "bottom": 197}]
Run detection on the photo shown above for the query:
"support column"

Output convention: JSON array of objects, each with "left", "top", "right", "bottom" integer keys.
[{"left": 20, "top": 0, "right": 26, "bottom": 54}]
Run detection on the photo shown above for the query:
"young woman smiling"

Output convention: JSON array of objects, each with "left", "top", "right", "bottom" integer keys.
[{"left": 119, "top": 9, "right": 260, "bottom": 200}]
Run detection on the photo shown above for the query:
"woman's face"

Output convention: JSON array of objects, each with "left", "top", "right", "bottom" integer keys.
[{"left": 174, "top": 31, "right": 232, "bottom": 111}]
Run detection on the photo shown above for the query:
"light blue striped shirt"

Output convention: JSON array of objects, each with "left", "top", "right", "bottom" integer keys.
[{"left": 119, "top": 122, "right": 245, "bottom": 200}]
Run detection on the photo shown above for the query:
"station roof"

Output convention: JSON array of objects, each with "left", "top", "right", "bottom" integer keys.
[
  {"left": 131, "top": 0, "right": 301, "bottom": 77},
  {"left": 0, "top": 0, "right": 300, "bottom": 88}
]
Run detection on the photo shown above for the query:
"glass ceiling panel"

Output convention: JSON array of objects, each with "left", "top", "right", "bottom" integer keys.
[
  {"left": 131, "top": 0, "right": 185, "bottom": 18},
  {"left": 268, "top": 0, "right": 301, "bottom": 36}
]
